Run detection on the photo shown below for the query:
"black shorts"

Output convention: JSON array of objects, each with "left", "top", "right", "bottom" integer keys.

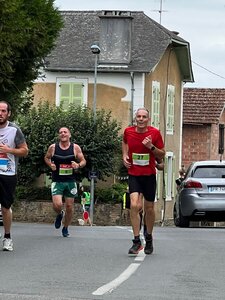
[
  {"left": 129, "top": 174, "right": 156, "bottom": 202},
  {"left": 0, "top": 175, "right": 17, "bottom": 209}
]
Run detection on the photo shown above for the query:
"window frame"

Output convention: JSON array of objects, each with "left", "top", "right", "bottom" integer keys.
[{"left": 56, "top": 77, "right": 88, "bottom": 108}]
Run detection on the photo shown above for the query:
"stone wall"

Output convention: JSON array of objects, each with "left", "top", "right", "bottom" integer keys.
[{"left": 12, "top": 201, "right": 131, "bottom": 226}]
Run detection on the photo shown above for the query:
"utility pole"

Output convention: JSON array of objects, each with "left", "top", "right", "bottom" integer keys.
[{"left": 90, "top": 44, "right": 101, "bottom": 223}]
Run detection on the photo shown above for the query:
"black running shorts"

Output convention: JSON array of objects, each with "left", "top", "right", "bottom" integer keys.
[
  {"left": 128, "top": 174, "right": 156, "bottom": 202},
  {"left": 0, "top": 175, "right": 17, "bottom": 209}
]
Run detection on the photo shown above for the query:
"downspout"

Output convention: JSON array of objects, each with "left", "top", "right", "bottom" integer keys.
[
  {"left": 179, "top": 82, "right": 184, "bottom": 168},
  {"left": 130, "top": 72, "right": 134, "bottom": 125}
]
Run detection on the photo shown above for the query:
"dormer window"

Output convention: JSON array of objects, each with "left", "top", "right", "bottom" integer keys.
[{"left": 99, "top": 11, "right": 132, "bottom": 65}]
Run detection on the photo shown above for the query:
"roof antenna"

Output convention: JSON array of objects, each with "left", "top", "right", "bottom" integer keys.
[{"left": 151, "top": 0, "right": 168, "bottom": 25}]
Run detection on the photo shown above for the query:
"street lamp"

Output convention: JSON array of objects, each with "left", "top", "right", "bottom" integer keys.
[{"left": 90, "top": 44, "right": 101, "bottom": 223}]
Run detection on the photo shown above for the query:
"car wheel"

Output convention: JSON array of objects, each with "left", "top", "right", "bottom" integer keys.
[
  {"left": 173, "top": 204, "right": 179, "bottom": 227},
  {"left": 173, "top": 204, "right": 190, "bottom": 228}
]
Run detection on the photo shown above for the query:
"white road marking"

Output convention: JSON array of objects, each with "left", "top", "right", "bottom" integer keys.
[
  {"left": 93, "top": 227, "right": 146, "bottom": 296},
  {"left": 92, "top": 226, "right": 146, "bottom": 295},
  {"left": 92, "top": 263, "right": 140, "bottom": 295},
  {"left": 134, "top": 249, "right": 146, "bottom": 261}
]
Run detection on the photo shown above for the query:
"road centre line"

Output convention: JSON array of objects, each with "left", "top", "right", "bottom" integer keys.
[
  {"left": 92, "top": 262, "right": 140, "bottom": 296},
  {"left": 93, "top": 227, "right": 146, "bottom": 296},
  {"left": 92, "top": 226, "right": 146, "bottom": 295}
]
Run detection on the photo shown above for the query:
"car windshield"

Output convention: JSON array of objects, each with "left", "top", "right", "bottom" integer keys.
[{"left": 193, "top": 166, "right": 225, "bottom": 178}]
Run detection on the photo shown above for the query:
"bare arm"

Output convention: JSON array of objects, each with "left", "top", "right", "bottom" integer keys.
[
  {"left": 0, "top": 142, "right": 28, "bottom": 157},
  {"left": 142, "top": 135, "right": 165, "bottom": 160},
  {"left": 71, "top": 144, "right": 86, "bottom": 169},
  {"left": 152, "top": 147, "right": 165, "bottom": 161},
  {"left": 44, "top": 144, "right": 56, "bottom": 171},
  {"left": 156, "top": 158, "right": 164, "bottom": 171},
  {"left": 122, "top": 140, "right": 131, "bottom": 169}
]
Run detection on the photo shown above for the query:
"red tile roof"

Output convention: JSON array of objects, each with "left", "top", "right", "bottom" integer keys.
[{"left": 183, "top": 88, "right": 225, "bottom": 124}]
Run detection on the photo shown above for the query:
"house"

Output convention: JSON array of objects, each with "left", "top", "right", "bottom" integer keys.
[
  {"left": 182, "top": 88, "right": 225, "bottom": 169},
  {"left": 33, "top": 10, "right": 194, "bottom": 221}
]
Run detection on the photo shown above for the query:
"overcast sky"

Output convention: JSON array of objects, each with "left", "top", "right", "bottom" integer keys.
[{"left": 54, "top": 0, "right": 225, "bottom": 89}]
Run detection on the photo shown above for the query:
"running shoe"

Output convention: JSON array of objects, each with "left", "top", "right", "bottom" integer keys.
[
  {"left": 128, "top": 239, "right": 143, "bottom": 255},
  {"left": 144, "top": 233, "right": 153, "bottom": 255},
  {"left": 55, "top": 210, "right": 64, "bottom": 229},
  {"left": 62, "top": 226, "right": 69, "bottom": 237},
  {"left": 2, "top": 238, "right": 13, "bottom": 251}
]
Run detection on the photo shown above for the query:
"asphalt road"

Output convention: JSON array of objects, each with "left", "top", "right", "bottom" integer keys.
[{"left": 0, "top": 223, "right": 225, "bottom": 300}]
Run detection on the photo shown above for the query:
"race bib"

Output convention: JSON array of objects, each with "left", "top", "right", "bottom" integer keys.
[
  {"left": 132, "top": 153, "right": 150, "bottom": 166},
  {"left": 59, "top": 164, "right": 73, "bottom": 175},
  {"left": 0, "top": 157, "right": 8, "bottom": 171}
]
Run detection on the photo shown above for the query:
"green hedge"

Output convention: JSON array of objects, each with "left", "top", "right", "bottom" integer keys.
[{"left": 15, "top": 183, "right": 127, "bottom": 204}]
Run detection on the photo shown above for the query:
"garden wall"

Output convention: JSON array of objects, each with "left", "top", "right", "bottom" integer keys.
[{"left": 12, "top": 201, "right": 131, "bottom": 226}]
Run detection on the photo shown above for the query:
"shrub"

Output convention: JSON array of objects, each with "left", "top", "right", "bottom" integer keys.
[
  {"left": 16, "top": 185, "right": 51, "bottom": 201},
  {"left": 95, "top": 183, "right": 127, "bottom": 204}
]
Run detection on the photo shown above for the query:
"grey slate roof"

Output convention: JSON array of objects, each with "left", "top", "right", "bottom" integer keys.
[
  {"left": 183, "top": 88, "right": 225, "bottom": 124},
  {"left": 45, "top": 10, "right": 193, "bottom": 82}
]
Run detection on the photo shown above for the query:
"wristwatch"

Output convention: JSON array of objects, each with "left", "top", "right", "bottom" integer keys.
[{"left": 150, "top": 146, "right": 156, "bottom": 151}]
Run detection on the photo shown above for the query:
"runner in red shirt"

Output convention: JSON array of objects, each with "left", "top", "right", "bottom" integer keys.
[{"left": 122, "top": 108, "right": 165, "bottom": 255}]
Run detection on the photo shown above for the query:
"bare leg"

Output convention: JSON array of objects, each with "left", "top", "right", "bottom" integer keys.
[
  {"left": 2, "top": 206, "right": 12, "bottom": 235},
  {"left": 144, "top": 200, "right": 155, "bottom": 234},
  {"left": 64, "top": 198, "right": 74, "bottom": 228},
  {"left": 52, "top": 195, "right": 63, "bottom": 214},
  {"left": 130, "top": 192, "right": 143, "bottom": 237}
]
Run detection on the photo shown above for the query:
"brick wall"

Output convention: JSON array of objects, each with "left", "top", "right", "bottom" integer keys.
[
  {"left": 182, "top": 124, "right": 210, "bottom": 169},
  {"left": 182, "top": 123, "right": 221, "bottom": 169}
]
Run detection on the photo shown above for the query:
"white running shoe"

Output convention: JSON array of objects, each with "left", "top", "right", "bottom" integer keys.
[{"left": 2, "top": 238, "right": 13, "bottom": 251}]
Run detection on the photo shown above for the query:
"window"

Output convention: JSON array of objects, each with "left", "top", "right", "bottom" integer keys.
[
  {"left": 151, "top": 81, "right": 160, "bottom": 128},
  {"left": 99, "top": 14, "right": 132, "bottom": 64},
  {"left": 193, "top": 166, "right": 225, "bottom": 178},
  {"left": 56, "top": 78, "right": 88, "bottom": 110},
  {"left": 166, "top": 85, "right": 175, "bottom": 134}
]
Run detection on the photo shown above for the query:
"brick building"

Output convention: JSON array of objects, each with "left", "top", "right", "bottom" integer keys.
[{"left": 182, "top": 88, "right": 225, "bottom": 169}]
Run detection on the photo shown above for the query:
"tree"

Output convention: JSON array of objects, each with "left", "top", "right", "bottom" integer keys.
[
  {"left": 17, "top": 102, "right": 122, "bottom": 185},
  {"left": 0, "top": 0, "right": 63, "bottom": 115}
]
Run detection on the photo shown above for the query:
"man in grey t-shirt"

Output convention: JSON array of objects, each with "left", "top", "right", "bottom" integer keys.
[{"left": 0, "top": 101, "right": 28, "bottom": 251}]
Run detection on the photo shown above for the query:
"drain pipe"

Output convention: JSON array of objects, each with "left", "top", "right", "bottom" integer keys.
[{"left": 130, "top": 72, "right": 135, "bottom": 125}]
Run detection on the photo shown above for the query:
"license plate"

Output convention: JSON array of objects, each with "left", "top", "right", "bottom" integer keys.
[{"left": 209, "top": 186, "right": 225, "bottom": 193}]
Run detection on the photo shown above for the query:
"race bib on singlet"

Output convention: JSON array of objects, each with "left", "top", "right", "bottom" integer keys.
[
  {"left": 132, "top": 153, "right": 150, "bottom": 166},
  {"left": 0, "top": 154, "right": 9, "bottom": 171},
  {"left": 59, "top": 164, "right": 73, "bottom": 175}
]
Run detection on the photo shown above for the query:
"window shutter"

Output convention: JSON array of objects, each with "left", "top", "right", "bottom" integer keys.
[
  {"left": 72, "top": 83, "right": 83, "bottom": 106},
  {"left": 172, "top": 155, "right": 176, "bottom": 198},
  {"left": 166, "top": 85, "right": 175, "bottom": 134},
  {"left": 156, "top": 172, "right": 161, "bottom": 200},
  {"left": 60, "top": 83, "right": 70, "bottom": 110},
  {"left": 59, "top": 82, "right": 84, "bottom": 110},
  {"left": 151, "top": 81, "right": 160, "bottom": 128}
]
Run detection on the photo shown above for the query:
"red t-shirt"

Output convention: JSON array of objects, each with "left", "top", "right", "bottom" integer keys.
[{"left": 123, "top": 126, "right": 164, "bottom": 176}]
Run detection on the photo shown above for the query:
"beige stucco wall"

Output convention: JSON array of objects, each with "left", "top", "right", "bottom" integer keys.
[
  {"left": 145, "top": 47, "right": 182, "bottom": 163},
  {"left": 87, "top": 83, "right": 130, "bottom": 132},
  {"left": 144, "top": 47, "right": 183, "bottom": 219},
  {"left": 33, "top": 83, "right": 56, "bottom": 106},
  {"left": 33, "top": 81, "right": 131, "bottom": 133}
]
